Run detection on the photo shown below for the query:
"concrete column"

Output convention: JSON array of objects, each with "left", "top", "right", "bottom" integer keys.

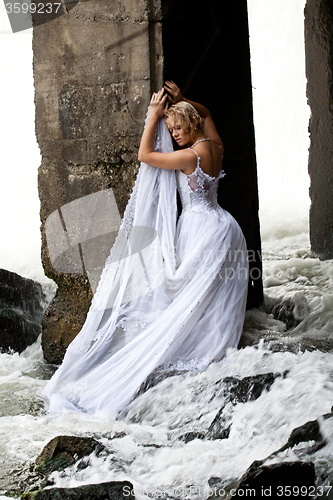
[
  {"left": 34, "top": 0, "right": 158, "bottom": 363},
  {"left": 34, "top": 0, "right": 262, "bottom": 363},
  {"left": 305, "top": 0, "right": 333, "bottom": 259}
]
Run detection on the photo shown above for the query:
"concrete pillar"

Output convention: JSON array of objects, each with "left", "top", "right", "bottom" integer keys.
[
  {"left": 34, "top": 0, "right": 262, "bottom": 363},
  {"left": 34, "top": 0, "right": 159, "bottom": 363},
  {"left": 305, "top": 0, "right": 333, "bottom": 259}
]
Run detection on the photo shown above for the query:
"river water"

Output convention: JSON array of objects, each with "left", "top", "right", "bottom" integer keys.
[
  {"left": 1, "top": 1, "right": 332, "bottom": 499},
  {"left": 1, "top": 232, "right": 333, "bottom": 499}
]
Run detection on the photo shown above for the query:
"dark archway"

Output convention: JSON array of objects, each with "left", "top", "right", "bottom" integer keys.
[{"left": 161, "top": 0, "right": 263, "bottom": 307}]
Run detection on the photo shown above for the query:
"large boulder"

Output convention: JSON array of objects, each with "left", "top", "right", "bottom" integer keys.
[
  {"left": 226, "top": 461, "right": 315, "bottom": 499},
  {"left": 35, "top": 435, "right": 106, "bottom": 477},
  {"left": 0, "top": 268, "right": 47, "bottom": 353},
  {"left": 21, "top": 481, "right": 134, "bottom": 500},
  {"left": 23, "top": 435, "right": 132, "bottom": 500}
]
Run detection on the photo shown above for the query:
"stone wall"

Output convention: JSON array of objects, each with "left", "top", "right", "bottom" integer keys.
[
  {"left": 34, "top": 0, "right": 161, "bottom": 363},
  {"left": 305, "top": 0, "right": 333, "bottom": 259},
  {"left": 34, "top": 0, "right": 262, "bottom": 364}
]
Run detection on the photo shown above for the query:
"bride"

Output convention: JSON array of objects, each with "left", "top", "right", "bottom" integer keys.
[{"left": 42, "top": 81, "right": 249, "bottom": 419}]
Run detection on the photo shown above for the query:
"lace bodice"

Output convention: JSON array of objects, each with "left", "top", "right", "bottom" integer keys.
[{"left": 176, "top": 150, "right": 225, "bottom": 215}]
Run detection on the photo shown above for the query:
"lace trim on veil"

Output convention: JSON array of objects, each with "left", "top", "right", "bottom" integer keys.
[{"left": 87, "top": 113, "right": 177, "bottom": 339}]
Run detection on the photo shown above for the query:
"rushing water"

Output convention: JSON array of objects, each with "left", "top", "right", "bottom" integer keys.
[
  {"left": 1, "top": 234, "right": 333, "bottom": 499},
  {"left": 1, "top": 1, "right": 333, "bottom": 498}
]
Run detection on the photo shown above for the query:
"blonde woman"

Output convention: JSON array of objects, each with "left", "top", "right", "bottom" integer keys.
[{"left": 42, "top": 82, "right": 248, "bottom": 418}]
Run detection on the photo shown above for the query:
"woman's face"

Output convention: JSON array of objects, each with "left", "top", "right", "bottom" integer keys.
[{"left": 165, "top": 117, "right": 192, "bottom": 147}]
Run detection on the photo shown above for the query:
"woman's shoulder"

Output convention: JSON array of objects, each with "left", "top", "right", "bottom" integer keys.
[
  {"left": 191, "top": 140, "right": 223, "bottom": 178},
  {"left": 192, "top": 139, "right": 224, "bottom": 157}
]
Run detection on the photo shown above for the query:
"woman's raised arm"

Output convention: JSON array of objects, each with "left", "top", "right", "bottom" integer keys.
[
  {"left": 164, "top": 81, "right": 224, "bottom": 150},
  {"left": 138, "top": 89, "right": 196, "bottom": 171}
]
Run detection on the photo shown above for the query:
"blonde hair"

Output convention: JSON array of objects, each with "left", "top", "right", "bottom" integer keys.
[{"left": 164, "top": 101, "right": 205, "bottom": 139}]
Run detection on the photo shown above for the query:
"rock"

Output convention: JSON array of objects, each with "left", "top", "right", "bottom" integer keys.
[
  {"left": 283, "top": 419, "right": 324, "bottom": 450},
  {"left": 136, "top": 368, "right": 186, "bottom": 397},
  {"left": 271, "top": 408, "right": 333, "bottom": 457},
  {"left": 41, "top": 276, "right": 93, "bottom": 365},
  {"left": 0, "top": 268, "right": 47, "bottom": 353},
  {"left": 207, "top": 422, "right": 231, "bottom": 441},
  {"left": 178, "top": 431, "right": 206, "bottom": 443},
  {"left": 206, "top": 410, "right": 333, "bottom": 499},
  {"left": 220, "top": 372, "right": 281, "bottom": 403},
  {"left": 21, "top": 480, "right": 134, "bottom": 499},
  {"left": 206, "top": 462, "right": 316, "bottom": 499},
  {"left": 35, "top": 435, "right": 106, "bottom": 477},
  {"left": 225, "top": 461, "right": 315, "bottom": 499},
  {"left": 170, "top": 372, "right": 285, "bottom": 444},
  {"left": 270, "top": 299, "right": 302, "bottom": 330},
  {"left": 207, "top": 372, "right": 285, "bottom": 440}
]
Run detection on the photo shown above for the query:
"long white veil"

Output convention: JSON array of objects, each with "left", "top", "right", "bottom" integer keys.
[
  {"left": 42, "top": 111, "right": 249, "bottom": 418},
  {"left": 42, "top": 116, "right": 180, "bottom": 417}
]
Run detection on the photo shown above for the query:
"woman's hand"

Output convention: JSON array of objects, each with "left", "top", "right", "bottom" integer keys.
[
  {"left": 164, "top": 81, "right": 184, "bottom": 104},
  {"left": 139, "top": 89, "right": 168, "bottom": 163},
  {"left": 149, "top": 88, "right": 169, "bottom": 119}
]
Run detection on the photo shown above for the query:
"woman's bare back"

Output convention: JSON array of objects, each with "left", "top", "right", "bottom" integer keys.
[{"left": 182, "top": 139, "right": 224, "bottom": 177}]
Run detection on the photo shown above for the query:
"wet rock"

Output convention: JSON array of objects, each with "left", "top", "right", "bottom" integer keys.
[
  {"left": 206, "top": 411, "right": 332, "bottom": 499},
  {"left": 207, "top": 421, "right": 231, "bottom": 441},
  {"left": 218, "top": 372, "right": 281, "bottom": 403},
  {"left": 207, "top": 407, "right": 232, "bottom": 441},
  {"left": 41, "top": 277, "right": 93, "bottom": 365},
  {"left": 272, "top": 407, "right": 333, "bottom": 457},
  {"left": 110, "top": 431, "right": 127, "bottom": 440},
  {"left": 173, "top": 373, "right": 285, "bottom": 444},
  {"left": 206, "top": 462, "right": 316, "bottom": 499},
  {"left": 270, "top": 299, "right": 302, "bottom": 330},
  {"left": 35, "top": 435, "right": 106, "bottom": 476},
  {"left": 225, "top": 461, "right": 315, "bottom": 499},
  {"left": 136, "top": 368, "right": 186, "bottom": 396},
  {"left": 208, "top": 372, "right": 285, "bottom": 440},
  {"left": 178, "top": 431, "right": 206, "bottom": 443},
  {"left": 21, "top": 480, "right": 134, "bottom": 499},
  {"left": 0, "top": 268, "right": 47, "bottom": 353},
  {"left": 283, "top": 419, "right": 323, "bottom": 449}
]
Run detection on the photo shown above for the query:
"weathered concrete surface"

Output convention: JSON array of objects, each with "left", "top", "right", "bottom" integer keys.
[
  {"left": 305, "top": 0, "right": 333, "bottom": 259},
  {"left": 34, "top": 0, "right": 262, "bottom": 364},
  {"left": 34, "top": 0, "right": 162, "bottom": 363}
]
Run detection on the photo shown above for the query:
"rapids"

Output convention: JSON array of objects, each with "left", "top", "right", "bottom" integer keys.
[{"left": 1, "top": 235, "right": 333, "bottom": 498}]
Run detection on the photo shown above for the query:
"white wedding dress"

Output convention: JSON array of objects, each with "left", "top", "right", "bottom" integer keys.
[{"left": 42, "top": 117, "right": 248, "bottom": 419}]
